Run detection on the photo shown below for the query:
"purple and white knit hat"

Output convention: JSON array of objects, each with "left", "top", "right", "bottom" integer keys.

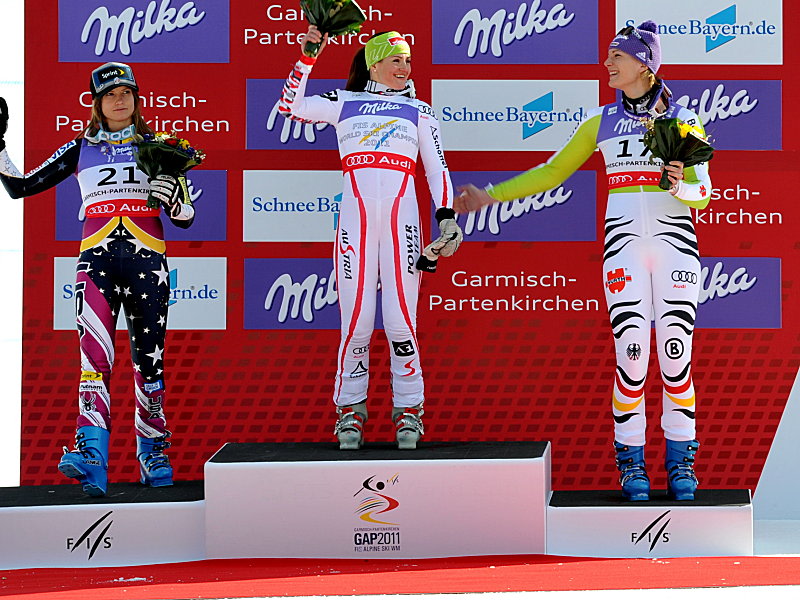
[{"left": 609, "top": 20, "right": 661, "bottom": 74}]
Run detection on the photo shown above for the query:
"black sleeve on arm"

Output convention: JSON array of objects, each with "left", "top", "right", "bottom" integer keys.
[{"left": 0, "top": 141, "right": 80, "bottom": 199}]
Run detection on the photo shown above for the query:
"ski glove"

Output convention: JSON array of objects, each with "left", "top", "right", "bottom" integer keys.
[
  {"left": 416, "top": 207, "right": 463, "bottom": 273},
  {"left": 0, "top": 97, "right": 8, "bottom": 153},
  {"left": 149, "top": 174, "right": 186, "bottom": 218}
]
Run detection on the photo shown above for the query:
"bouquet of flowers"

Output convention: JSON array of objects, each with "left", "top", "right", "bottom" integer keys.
[
  {"left": 134, "top": 132, "right": 206, "bottom": 207},
  {"left": 642, "top": 118, "right": 714, "bottom": 190},
  {"left": 299, "top": 0, "right": 367, "bottom": 57}
]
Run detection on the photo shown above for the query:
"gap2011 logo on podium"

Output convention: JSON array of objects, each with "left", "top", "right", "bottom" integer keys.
[
  {"left": 352, "top": 474, "right": 402, "bottom": 554},
  {"left": 58, "top": 0, "right": 230, "bottom": 63}
]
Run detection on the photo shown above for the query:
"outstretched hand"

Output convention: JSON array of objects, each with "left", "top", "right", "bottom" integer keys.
[
  {"left": 0, "top": 97, "right": 9, "bottom": 147},
  {"left": 454, "top": 184, "right": 497, "bottom": 214}
]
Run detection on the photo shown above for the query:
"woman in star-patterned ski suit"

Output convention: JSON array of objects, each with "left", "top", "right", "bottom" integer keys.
[{"left": 0, "top": 62, "right": 195, "bottom": 495}]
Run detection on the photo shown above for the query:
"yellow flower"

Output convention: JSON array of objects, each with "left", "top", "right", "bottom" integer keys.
[
  {"left": 677, "top": 122, "right": 693, "bottom": 138},
  {"left": 179, "top": 140, "right": 190, "bottom": 149}
]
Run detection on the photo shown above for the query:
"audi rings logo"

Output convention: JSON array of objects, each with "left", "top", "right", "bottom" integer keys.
[
  {"left": 672, "top": 271, "right": 697, "bottom": 284},
  {"left": 86, "top": 203, "right": 117, "bottom": 215},
  {"left": 609, "top": 174, "right": 633, "bottom": 186},
  {"left": 345, "top": 154, "right": 376, "bottom": 167}
]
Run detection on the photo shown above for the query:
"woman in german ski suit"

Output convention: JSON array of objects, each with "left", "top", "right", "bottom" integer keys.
[{"left": 456, "top": 22, "right": 711, "bottom": 501}]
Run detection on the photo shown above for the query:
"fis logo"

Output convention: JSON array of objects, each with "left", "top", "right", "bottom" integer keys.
[
  {"left": 631, "top": 510, "right": 671, "bottom": 552},
  {"left": 66, "top": 511, "right": 114, "bottom": 560}
]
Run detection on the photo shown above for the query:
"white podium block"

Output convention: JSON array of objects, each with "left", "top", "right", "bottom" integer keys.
[
  {"left": 0, "top": 482, "right": 206, "bottom": 569},
  {"left": 547, "top": 489, "right": 753, "bottom": 558},
  {"left": 205, "top": 441, "right": 551, "bottom": 559}
]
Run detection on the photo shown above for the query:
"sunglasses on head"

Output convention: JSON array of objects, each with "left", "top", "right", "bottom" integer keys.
[{"left": 616, "top": 25, "right": 653, "bottom": 60}]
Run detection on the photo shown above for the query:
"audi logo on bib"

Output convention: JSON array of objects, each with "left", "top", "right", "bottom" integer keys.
[
  {"left": 672, "top": 270, "right": 698, "bottom": 284},
  {"left": 86, "top": 203, "right": 117, "bottom": 216},
  {"left": 607, "top": 171, "right": 660, "bottom": 190},
  {"left": 345, "top": 154, "right": 376, "bottom": 167},
  {"left": 85, "top": 199, "right": 159, "bottom": 218},
  {"left": 608, "top": 174, "right": 633, "bottom": 186},
  {"left": 342, "top": 152, "right": 417, "bottom": 176}
]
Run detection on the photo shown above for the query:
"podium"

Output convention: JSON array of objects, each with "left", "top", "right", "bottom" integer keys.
[
  {"left": 547, "top": 489, "right": 753, "bottom": 558},
  {"left": 0, "top": 440, "right": 754, "bottom": 568},
  {"left": 204, "top": 441, "right": 551, "bottom": 559},
  {"left": 0, "top": 482, "right": 205, "bottom": 569}
]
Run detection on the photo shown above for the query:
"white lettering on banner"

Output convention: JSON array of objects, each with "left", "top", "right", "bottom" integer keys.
[
  {"left": 266, "top": 100, "right": 329, "bottom": 144},
  {"left": 453, "top": 1, "right": 575, "bottom": 58},
  {"left": 80, "top": 0, "right": 206, "bottom": 57},
  {"left": 675, "top": 84, "right": 758, "bottom": 125},
  {"left": 698, "top": 261, "right": 757, "bottom": 304},
  {"left": 462, "top": 186, "right": 572, "bottom": 235},
  {"left": 187, "top": 181, "right": 203, "bottom": 203},
  {"left": 263, "top": 270, "right": 337, "bottom": 323}
]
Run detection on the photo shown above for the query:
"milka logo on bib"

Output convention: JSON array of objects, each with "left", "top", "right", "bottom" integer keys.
[
  {"left": 80, "top": 1, "right": 206, "bottom": 56},
  {"left": 453, "top": 1, "right": 575, "bottom": 58},
  {"left": 359, "top": 102, "right": 402, "bottom": 115}
]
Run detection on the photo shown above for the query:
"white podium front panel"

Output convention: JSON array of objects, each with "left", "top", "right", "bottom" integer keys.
[
  {"left": 205, "top": 441, "right": 551, "bottom": 559},
  {"left": 0, "top": 482, "right": 206, "bottom": 569},
  {"left": 547, "top": 489, "right": 753, "bottom": 558}
]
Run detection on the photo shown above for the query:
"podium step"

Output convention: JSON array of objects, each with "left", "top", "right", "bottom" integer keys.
[
  {"left": 0, "top": 481, "right": 205, "bottom": 569},
  {"left": 547, "top": 489, "right": 752, "bottom": 558},
  {"left": 205, "top": 441, "right": 551, "bottom": 559}
]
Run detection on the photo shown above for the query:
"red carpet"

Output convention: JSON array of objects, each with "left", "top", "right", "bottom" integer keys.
[{"left": 2, "top": 555, "right": 800, "bottom": 599}]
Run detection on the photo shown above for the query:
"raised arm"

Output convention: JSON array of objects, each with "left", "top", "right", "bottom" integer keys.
[{"left": 277, "top": 27, "right": 341, "bottom": 126}]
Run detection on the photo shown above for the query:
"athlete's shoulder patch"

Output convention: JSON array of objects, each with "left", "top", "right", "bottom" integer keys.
[{"left": 320, "top": 90, "right": 339, "bottom": 102}]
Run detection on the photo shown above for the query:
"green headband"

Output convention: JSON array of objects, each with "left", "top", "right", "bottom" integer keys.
[{"left": 365, "top": 32, "right": 411, "bottom": 68}]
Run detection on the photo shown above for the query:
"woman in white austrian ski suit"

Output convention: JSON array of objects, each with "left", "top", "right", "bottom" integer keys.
[
  {"left": 456, "top": 22, "right": 712, "bottom": 501},
  {"left": 279, "top": 27, "right": 462, "bottom": 449}
]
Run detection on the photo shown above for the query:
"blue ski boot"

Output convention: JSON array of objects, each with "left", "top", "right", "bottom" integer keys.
[
  {"left": 58, "top": 426, "right": 110, "bottom": 497},
  {"left": 614, "top": 441, "right": 650, "bottom": 501},
  {"left": 665, "top": 439, "right": 699, "bottom": 500},
  {"left": 137, "top": 432, "right": 174, "bottom": 487}
]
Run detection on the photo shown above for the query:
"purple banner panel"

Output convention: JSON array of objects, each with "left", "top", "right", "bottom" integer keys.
[
  {"left": 432, "top": 0, "right": 598, "bottom": 65},
  {"left": 447, "top": 171, "right": 596, "bottom": 242},
  {"left": 56, "top": 170, "right": 228, "bottom": 241},
  {"left": 245, "top": 258, "right": 340, "bottom": 330},
  {"left": 245, "top": 258, "right": 386, "bottom": 330},
  {"left": 246, "top": 79, "right": 342, "bottom": 150},
  {"left": 697, "top": 257, "right": 781, "bottom": 329},
  {"left": 670, "top": 80, "right": 781, "bottom": 150},
  {"left": 58, "top": 0, "right": 229, "bottom": 63}
]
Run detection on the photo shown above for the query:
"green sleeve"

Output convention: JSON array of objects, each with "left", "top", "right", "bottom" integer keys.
[{"left": 488, "top": 114, "right": 601, "bottom": 202}]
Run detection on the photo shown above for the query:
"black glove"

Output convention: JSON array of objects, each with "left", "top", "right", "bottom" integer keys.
[
  {"left": 0, "top": 97, "right": 9, "bottom": 153},
  {"left": 149, "top": 174, "right": 183, "bottom": 217}
]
